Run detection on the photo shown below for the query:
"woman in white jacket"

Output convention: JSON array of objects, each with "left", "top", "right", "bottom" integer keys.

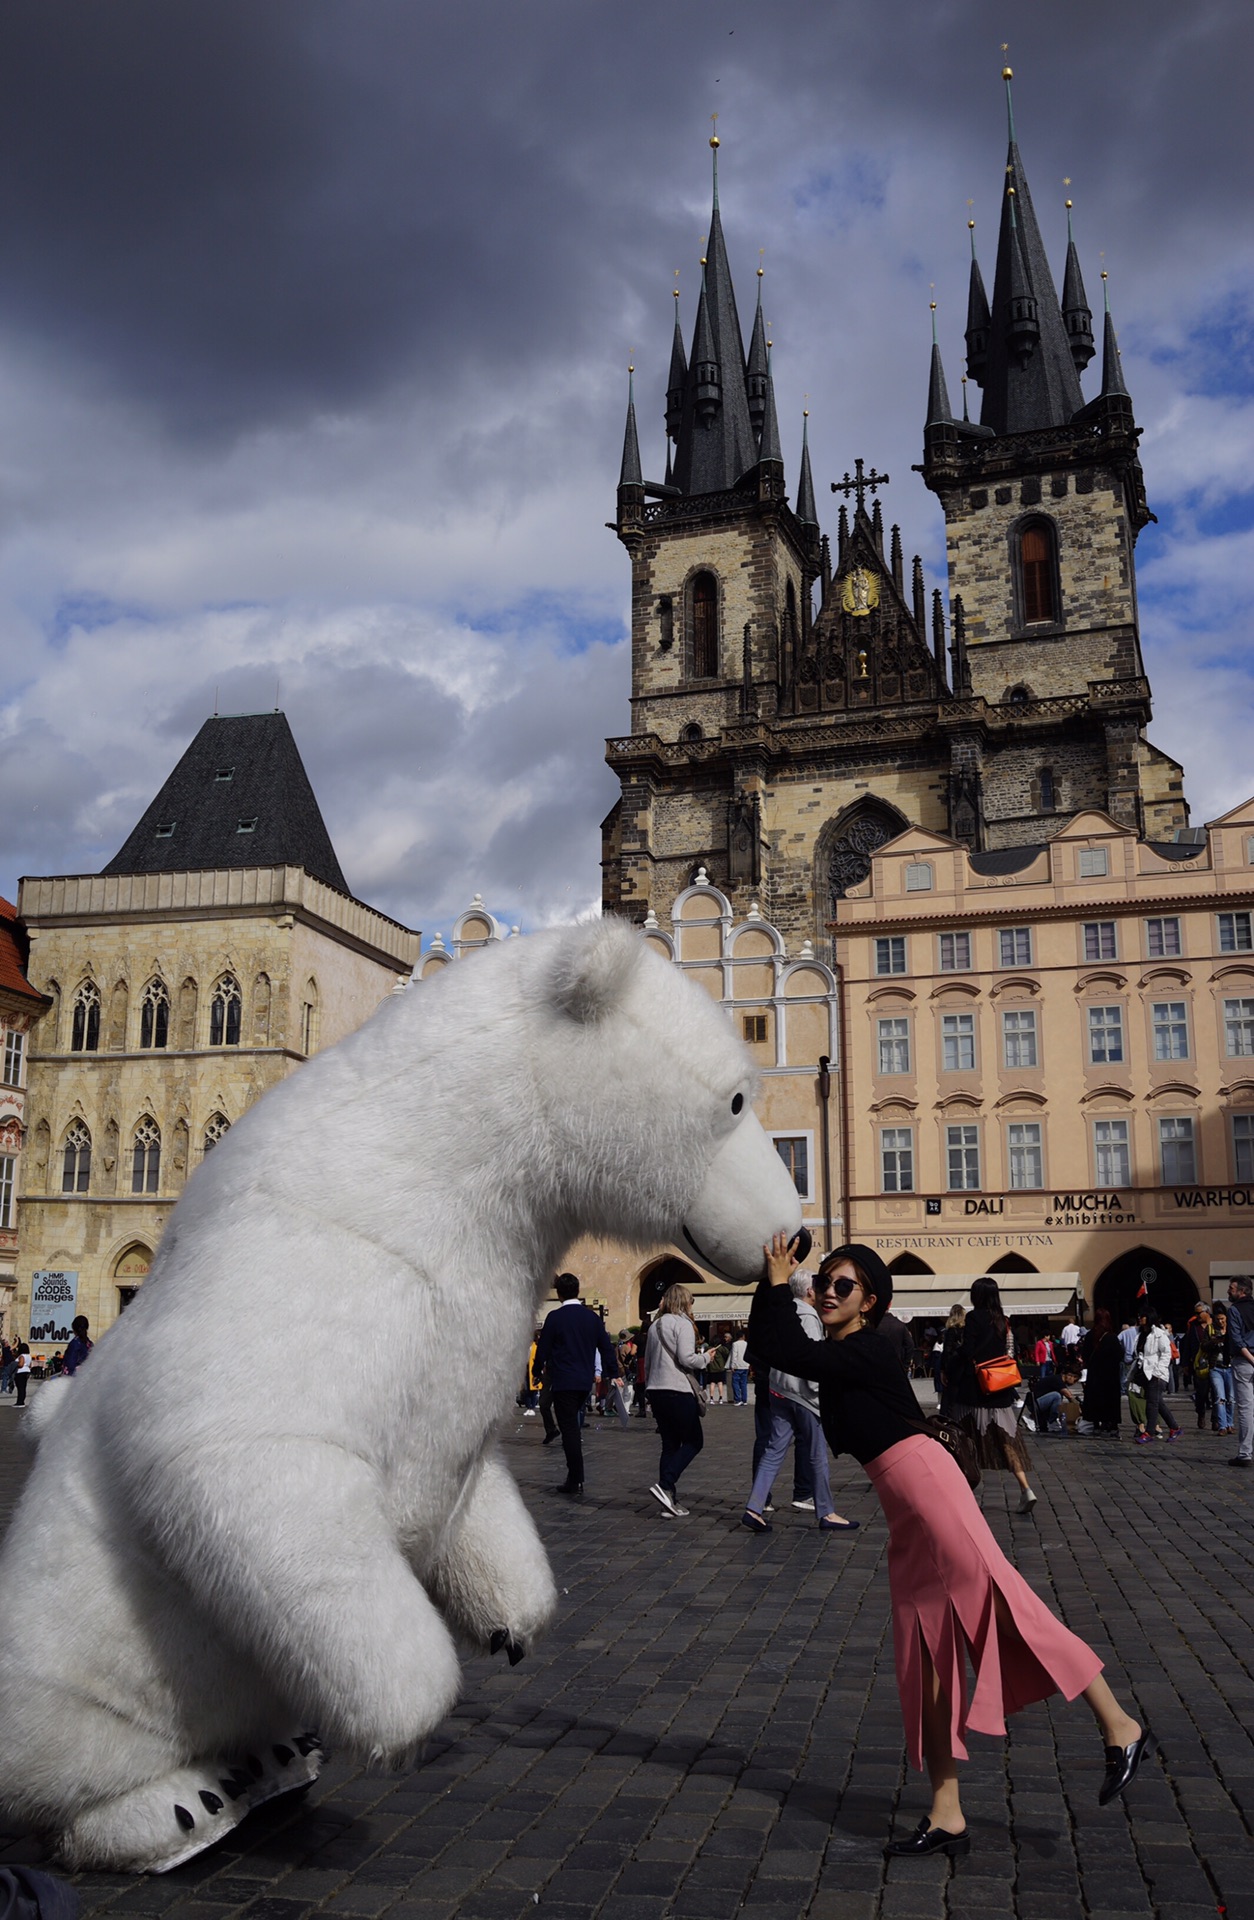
[{"left": 1132, "top": 1311, "right": 1181, "bottom": 1445}]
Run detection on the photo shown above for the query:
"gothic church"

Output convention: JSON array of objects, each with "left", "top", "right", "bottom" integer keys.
[{"left": 601, "top": 74, "right": 1188, "bottom": 951}]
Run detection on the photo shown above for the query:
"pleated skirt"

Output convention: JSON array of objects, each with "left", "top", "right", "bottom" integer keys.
[{"left": 866, "top": 1433, "right": 1102, "bottom": 1772}]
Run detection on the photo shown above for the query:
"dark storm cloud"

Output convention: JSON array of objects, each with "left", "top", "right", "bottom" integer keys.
[{"left": 0, "top": 0, "right": 1250, "bottom": 929}]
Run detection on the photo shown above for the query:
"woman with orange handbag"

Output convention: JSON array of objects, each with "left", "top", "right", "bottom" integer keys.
[{"left": 946, "top": 1276, "right": 1038, "bottom": 1514}]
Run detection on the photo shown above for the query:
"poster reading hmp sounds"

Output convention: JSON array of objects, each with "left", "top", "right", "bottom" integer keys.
[{"left": 30, "top": 1270, "right": 79, "bottom": 1344}]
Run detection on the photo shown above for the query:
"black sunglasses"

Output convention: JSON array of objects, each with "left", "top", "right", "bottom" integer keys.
[{"left": 812, "top": 1273, "right": 860, "bottom": 1300}]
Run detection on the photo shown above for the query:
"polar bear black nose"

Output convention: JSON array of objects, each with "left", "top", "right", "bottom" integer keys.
[{"left": 731, "top": 1093, "right": 744, "bottom": 1114}]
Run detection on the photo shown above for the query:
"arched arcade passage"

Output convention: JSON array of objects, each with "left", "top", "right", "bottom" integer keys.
[{"left": 1092, "top": 1246, "right": 1198, "bottom": 1332}]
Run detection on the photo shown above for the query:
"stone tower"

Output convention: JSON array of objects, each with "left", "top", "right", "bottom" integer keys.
[
  {"left": 918, "top": 67, "right": 1187, "bottom": 847},
  {"left": 602, "top": 94, "right": 1188, "bottom": 952}
]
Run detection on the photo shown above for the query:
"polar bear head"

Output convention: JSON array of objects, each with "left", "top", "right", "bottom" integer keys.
[{"left": 512, "top": 916, "right": 802, "bottom": 1282}]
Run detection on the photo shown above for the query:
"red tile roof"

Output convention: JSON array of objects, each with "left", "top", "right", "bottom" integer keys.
[{"left": 0, "top": 898, "right": 47, "bottom": 1007}]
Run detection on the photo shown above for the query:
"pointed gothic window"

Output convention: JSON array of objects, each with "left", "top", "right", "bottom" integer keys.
[
  {"left": 131, "top": 1117, "right": 161, "bottom": 1194},
  {"left": 1015, "top": 518, "right": 1059, "bottom": 626},
  {"left": 70, "top": 982, "right": 101, "bottom": 1053},
  {"left": 690, "top": 572, "right": 719, "bottom": 679},
  {"left": 62, "top": 1120, "right": 91, "bottom": 1194},
  {"left": 209, "top": 974, "right": 242, "bottom": 1047},
  {"left": 140, "top": 979, "right": 170, "bottom": 1050},
  {"left": 203, "top": 1112, "right": 231, "bottom": 1156}
]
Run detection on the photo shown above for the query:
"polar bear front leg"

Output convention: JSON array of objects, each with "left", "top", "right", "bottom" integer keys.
[
  {"left": 426, "top": 1453, "right": 558, "bottom": 1662},
  {"left": 173, "top": 1442, "right": 463, "bottom": 1765}
]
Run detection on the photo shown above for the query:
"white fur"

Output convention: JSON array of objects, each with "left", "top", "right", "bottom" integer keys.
[{"left": 0, "top": 920, "right": 800, "bottom": 1869}]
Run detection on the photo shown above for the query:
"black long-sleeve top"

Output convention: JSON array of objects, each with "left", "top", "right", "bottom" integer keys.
[
  {"left": 747, "top": 1280, "right": 923, "bottom": 1467},
  {"left": 946, "top": 1306, "right": 1017, "bottom": 1410}
]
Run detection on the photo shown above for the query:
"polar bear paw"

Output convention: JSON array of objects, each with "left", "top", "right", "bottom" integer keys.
[
  {"left": 488, "top": 1628, "right": 527, "bottom": 1666},
  {"left": 55, "top": 1732, "right": 325, "bottom": 1874}
]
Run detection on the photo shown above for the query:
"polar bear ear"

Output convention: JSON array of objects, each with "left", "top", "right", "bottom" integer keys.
[{"left": 548, "top": 918, "right": 642, "bottom": 1024}]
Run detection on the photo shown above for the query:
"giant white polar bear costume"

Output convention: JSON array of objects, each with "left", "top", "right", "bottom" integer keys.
[{"left": 0, "top": 919, "right": 801, "bottom": 1873}]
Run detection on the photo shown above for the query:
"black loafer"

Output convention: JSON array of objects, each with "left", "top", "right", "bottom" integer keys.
[
  {"left": 1098, "top": 1728, "right": 1154, "bottom": 1805},
  {"left": 886, "top": 1817, "right": 970, "bottom": 1857}
]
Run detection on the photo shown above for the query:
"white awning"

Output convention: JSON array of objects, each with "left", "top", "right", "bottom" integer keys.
[{"left": 886, "top": 1274, "right": 1082, "bottom": 1321}]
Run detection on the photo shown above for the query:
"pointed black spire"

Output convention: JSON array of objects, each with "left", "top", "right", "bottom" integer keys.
[
  {"left": 1099, "top": 273, "right": 1129, "bottom": 398},
  {"left": 926, "top": 302, "right": 954, "bottom": 425},
  {"left": 871, "top": 498, "right": 884, "bottom": 554},
  {"left": 671, "top": 135, "right": 757, "bottom": 494},
  {"left": 757, "top": 341, "right": 783, "bottom": 469},
  {"left": 890, "top": 523, "right": 903, "bottom": 593},
  {"left": 665, "top": 283, "right": 687, "bottom": 441},
  {"left": 618, "top": 365, "right": 643, "bottom": 488},
  {"left": 796, "top": 411, "right": 818, "bottom": 527},
  {"left": 820, "top": 533, "right": 832, "bottom": 595},
  {"left": 912, "top": 555, "right": 926, "bottom": 632},
  {"left": 837, "top": 504, "right": 849, "bottom": 559},
  {"left": 979, "top": 66, "right": 1084, "bottom": 434},
  {"left": 746, "top": 270, "right": 769, "bottom": 439},
  {"left": 965, "top": 216, "right": 991, "bottom": 386},
  {"left": 1061, "top": 198, "right": 1095, "bottom": 372}
]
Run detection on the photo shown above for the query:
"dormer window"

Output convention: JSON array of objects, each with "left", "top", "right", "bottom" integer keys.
[
  {"left": 155, "top": 822, "right": 175, "bottom": 838},
  {"left": 236, "top": 818, "right": 257, "bottom": 834},
  {"left": 215, "top": 768, "right": 234, "bottom": 782}
]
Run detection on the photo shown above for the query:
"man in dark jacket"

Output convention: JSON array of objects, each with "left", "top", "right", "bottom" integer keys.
[{"left": 533, "top": 1273, "right": 621, "bottom": 1497}]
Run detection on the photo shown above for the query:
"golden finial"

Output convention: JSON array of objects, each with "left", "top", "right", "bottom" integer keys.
[
  {"left": 709, "top": 112, "right": 719, "bottom": 150},
  {"left": 1002, "top": 65, "right": 1013, "bottom": 79},
  {"left": 930, "top": 300, "right": 937, "bottom": 312},
  {"left": 1007, "top": 185, "right": 1016, "bottom": 197},
  {"left": 1101, "top": 269, "right": 1108, "bottom": 281},
  {"left": 1065, "top": 199, "right": 1073, "bottom": 210}
]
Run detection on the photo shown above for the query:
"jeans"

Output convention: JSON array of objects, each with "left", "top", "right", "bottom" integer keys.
[
  {"left": 730, "top": 1368, "right": 749, "bottom": 1405},
  {"left": 1034, "top": 1390, "right": 1064, "bottom": 1432},
  {"left": 649, "top": 1388, "right": 703, "bottom": 1493},
  {"left": 0, "top": 1360, "right": 14, "bottom": 1394},
  {"left": 552, "top": 1388, "right": 588, "bottom": 1487},
  {"left": 747, "top": 1398, "right": 831, "bottom": 1517},
  {"left": 1211, "top": 1366, "right": 1233, "bottom": 1431},
  {"left": 1144, "top": 1376, "right": 1179, "bottom": 1437},
  {"left": 1234, "top": 1359, "right": 1254, "bottom": 1461}
]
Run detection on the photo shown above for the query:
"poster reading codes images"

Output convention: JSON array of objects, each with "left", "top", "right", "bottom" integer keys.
[{"left": 30, "top": 1270, "right": 79, "bottom": 1345}]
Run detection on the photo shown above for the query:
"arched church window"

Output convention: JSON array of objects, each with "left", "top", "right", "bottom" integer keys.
[
  {"left": 209, "top": 975, "right": 242, "bottom": 1047},
  {"left": 1015, "top": 518, "right": 1060, "bottom": 626},
  {"left": 71, "top": 982, "right": 100, "bottom": 1053},
  {"left": 203, "top": 1112, "right": 230, "bottom": 1156},
  {"left": 690, "top": 572, "right": 719, "bottom": 679},
  {"left": 131, "top": 1116, "right": 161, "bottom": 1194},
  {"left": 62, "top": 1120, "right": 91, "bottom": 1194},
  {"left": 140, "top": 979, "right": 170, "bottom": 1050},
  {"left": 1038, "top": 766, "right": 1057, "bottom": 813},
  {"left": 680, "top": 723, "right": 703, "bottom": 744}
]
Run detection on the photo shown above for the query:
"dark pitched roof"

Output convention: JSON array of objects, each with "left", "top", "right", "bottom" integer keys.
[
  {"left": 966, "top": 844, "right": 1046, "bottom": 876},
  {"left": 670, "top": 155, "right": 757, "bottom": 494},
  {"left": 979, "top": 123, "right": 1084, "bottom": 435},
  {"left": 796, "top": 413, "right": 818, "bottom": 526},
  {"left": 102, "top": 713, "right": 349, "bottom": 893},
  {"left": 618, "top": 368, "right": 643, "bottom": 487}
]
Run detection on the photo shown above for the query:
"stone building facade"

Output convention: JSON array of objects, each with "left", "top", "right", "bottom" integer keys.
[
  {"left": 418, "top": 887, "right": 841, "bottom": 1333},
  {"left": 14, "top": 715, "right": 419, "bottom": 1348},
  {"left": 0, "top": 898, "right": 50, "bottom": 1333},
  {"left": 835, "top": 797, "right": 1254, "bottom": 1329},
  {"left": 602, "top": 83, "right": 1187, "bottom": 955}
]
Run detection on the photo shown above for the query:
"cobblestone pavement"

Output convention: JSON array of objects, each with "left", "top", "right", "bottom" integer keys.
[{"left": 1, "top": 1390, "right": 1252, "bottom": 1919}]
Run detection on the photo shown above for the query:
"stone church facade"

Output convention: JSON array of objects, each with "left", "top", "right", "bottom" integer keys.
[{"left": 601, "top": 80, "right": 1187, "bottom": 954}]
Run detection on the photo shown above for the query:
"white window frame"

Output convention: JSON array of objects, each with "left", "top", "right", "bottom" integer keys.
[
  {"left": 998, "top": 927, "right": 1032, "bottom": 967},
  {"left": 1088, "top": 1004, "right": 1124, "bottom": 1064},
  {"left": 875, "top": 936, "right": 906, "bottom": 977},
  {"left": 1145, "top": 916, "right": 1181, "bottom": 960},
  {"left": 941, "top": 1011, "right": 976, "bottom": 1072},
  {"left": 1224, "top": 998, "right": 1254, "bottom": 1059},
  {"left": 1151, "top": 1000, "right": 1190, "bottom": 1062},
  {"left": 1218, "top": 911, "right": 1253, "bottom": 953},
  {"left": 1002, "top": 1008, "right": 1038, "bottom": 1069},
  {"left": 2, "top": 1029, "right": 23, "bottom": 1087},
  {"left": 945, "top": 1124, "right": 980, "bottom": 1191},
  {"left": 1083, "top": 921, "right": 1118, "bottom": 962},
  {"left": 1234, "top": 1113, "right": 1254, "bottom": 1183},
  {"left": 938, "top": 931, "right": 972, "bottom": 972},
  {"left": 1093, "top": 1117, "right": 1131, "bottom": 1187},
  {"left": 1007, "top": 1121, "right": 1043, "bottom": 1190},
  {"left": 880, "top": 1128, "right": 914, "bottom": 1193},
  {"left": 1078, "top": 846, "right": 1109, "bottom": 879},
  {"left": 771, "top": 1132, "right": 815, "bottom": 1203},
  {"left": 1158, "top": 1116, "right": 1197, "bottom": 1186},
  {"left": 904, "top": 863, "right": 933, "bottom": 893},
  {"left": 877, "top": 1017, "right": 911, "bottom": 1076},
  {"left": 0, "top": 1154, "right": 13, "bottom": 1229}
]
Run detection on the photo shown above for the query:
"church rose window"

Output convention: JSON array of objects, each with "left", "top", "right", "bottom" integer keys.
[{"left": 827, "top": 804, "right": 907, "bottom": 906}]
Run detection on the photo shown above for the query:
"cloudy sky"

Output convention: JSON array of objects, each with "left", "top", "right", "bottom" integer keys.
[{"left": 0, "top": 0, "right": 1249, "bottom": 936}]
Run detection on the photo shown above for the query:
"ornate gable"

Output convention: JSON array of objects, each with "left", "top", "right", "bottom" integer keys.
[{"left": 788, "top": 509, "right": 944, "bottom": 718}]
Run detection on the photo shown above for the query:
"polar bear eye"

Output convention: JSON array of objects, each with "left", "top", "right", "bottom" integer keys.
[{"left": 731, "top": 1093, "right": 744, "bottom": 1115}]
